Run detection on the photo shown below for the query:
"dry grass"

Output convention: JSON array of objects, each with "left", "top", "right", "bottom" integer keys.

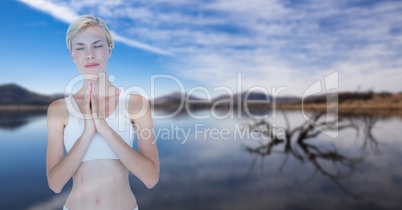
[{"left": 277, "top": 93, "right": 402, "bottom": 115}]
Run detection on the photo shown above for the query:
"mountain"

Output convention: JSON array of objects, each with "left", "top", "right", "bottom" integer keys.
[
  {"left": 0, "top": 83, "right": 61, "bottom": 106},
  {"left": 212, "top": 92, "right": 270, "bottom": 104},
  {"left": 152, "top": 92, "right": 204, "bottom": 105},
  {"left": 212, "top": 92, "right": 300, "bottom": 104},
  {"left": 152, "top": 91, "right": 300, "bottom": 106}
]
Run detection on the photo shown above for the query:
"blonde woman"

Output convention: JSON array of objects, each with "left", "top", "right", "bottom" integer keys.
[{"left": 46, "top": 15, "right": 159, "bottom": 210}]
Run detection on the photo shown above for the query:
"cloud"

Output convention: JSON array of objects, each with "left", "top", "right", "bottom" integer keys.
[
  {"left": 18, "top": 0, "right": 402, "bottom": 95},
  {"left": 18, "top": 0, "right": 172, "bottom": 56},
  {"left": 18, "top": 0, "right": 78, "bottom": 23},
  {"left": 112, "top": 33, "right": 173, "bottom": 56}
]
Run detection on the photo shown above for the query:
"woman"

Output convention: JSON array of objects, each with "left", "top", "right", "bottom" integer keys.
[{"left": 46, "top": 15, "right": 159, "bottom": 210}]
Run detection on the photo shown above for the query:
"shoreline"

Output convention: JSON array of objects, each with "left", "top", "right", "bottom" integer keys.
[
  {"left": 0, "top": 105, "right": 49, "bottom": 110},
  {"left": 1, "top": 104, "right": 401, "bottom": 116}
]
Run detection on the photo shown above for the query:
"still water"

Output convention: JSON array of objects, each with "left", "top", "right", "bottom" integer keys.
[{"left": 0, "top": 110, "right": 401, "bottom": 210}]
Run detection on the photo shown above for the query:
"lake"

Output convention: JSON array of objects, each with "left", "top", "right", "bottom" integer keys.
[{"left": 0, "top": 109, "right": 401, "bottom": 210}]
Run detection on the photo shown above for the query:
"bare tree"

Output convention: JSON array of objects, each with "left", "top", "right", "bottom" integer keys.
[{"left": 242, "top": 110, "right": 380, "bottom": 201}]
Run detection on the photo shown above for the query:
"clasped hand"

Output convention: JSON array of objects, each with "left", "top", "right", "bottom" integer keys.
[{"left": 82, "top": 82, "right": 109, "bottom": 136}]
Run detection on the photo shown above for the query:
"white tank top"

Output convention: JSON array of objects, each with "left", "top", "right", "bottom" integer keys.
[{"left": 63, "top": 91, "right": 134, "bottom": 162}]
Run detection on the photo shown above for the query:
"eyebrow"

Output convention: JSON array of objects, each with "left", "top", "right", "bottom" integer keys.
[{"left": 74, "top": 40, "right": 104, "bottom": 46}]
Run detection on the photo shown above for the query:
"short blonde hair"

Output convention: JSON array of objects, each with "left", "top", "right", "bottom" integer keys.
[{"left": 66, "top": 14, "right": 114, "bottom": 51}]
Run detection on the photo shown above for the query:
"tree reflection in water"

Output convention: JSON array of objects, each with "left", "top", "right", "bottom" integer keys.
[
  {"left": 242, "top": 111, "right": 381, "bottom": 201},
  {"left": 0, "top": 110, "right": 46, "bottom": 130}
]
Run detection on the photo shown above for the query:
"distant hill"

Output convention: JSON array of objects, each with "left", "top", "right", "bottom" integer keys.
[
  {"left": 213, "top": 92, "right": 301, "bottom": 104},
  {"left": 152, "top": 92, "right": 203, "bottom": 105},
  {"left": 152, "top": 91, "right": 300, "bottom": 106},
  {"left": 0, "top": 83, "right": 61, "bottom": 106},
  {"left": 1, "top": 83, "right": 400, "bottom": 113},
  {"left": 151, "top": 92, "right": 209, "bottom": 110},
  {"left": 212, "top": 92, "right": 271, "bottom": 104}
]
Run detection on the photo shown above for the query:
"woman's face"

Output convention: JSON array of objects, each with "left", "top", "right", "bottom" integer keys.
[{"left": 70, "top": 26, "right": 112, "bottom": 77}]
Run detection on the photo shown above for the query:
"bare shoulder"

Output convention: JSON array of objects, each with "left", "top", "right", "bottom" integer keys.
[
  {"left": 48, "top": 98, "right": 67, "bottom": 112},
  {"left": 127, "top": 94, "right": 151, "bottom": 118},
  {"left": 128, "top": 94, "right": 150, "bottom": 109},
  {"left": 47, "top": 98, "right": 68, "bottom": 123}
]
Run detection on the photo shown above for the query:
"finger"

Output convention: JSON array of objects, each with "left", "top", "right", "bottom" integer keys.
[
  {"left": 90, "top": 81, "right": 94, "bottom": 95},
  {"left": 91, "top": 86, "right": 98, "bottom": 117},
  {"left": 83, "top": 82, "right": 91, "bottom": 117},
  {"left": 89, "top": 82, "right": 93, "bottom": 113},
  {"left": 92, "top": 110, "right": 98, "bottom": 119}
]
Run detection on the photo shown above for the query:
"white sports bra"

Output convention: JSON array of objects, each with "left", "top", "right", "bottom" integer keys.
[{"left": 63, "top": 91, "right": 134, "bottom": 162}]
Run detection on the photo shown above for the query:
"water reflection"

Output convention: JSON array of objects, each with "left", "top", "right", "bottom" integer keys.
[
  {"left": 0, "top": 110, "right": 46, "bottom": 130},
  {"left": 1, "top": 109, "right": 402, "bottom": 209},
  {"left": 242, "top": 112, "right": 381, "bottom": 201}
]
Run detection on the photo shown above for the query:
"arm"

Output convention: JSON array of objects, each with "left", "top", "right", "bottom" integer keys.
[
  {"left": 94, "top": 94, "right": 160, "bottom": 189},
  {"left": 46, "top": 87, "right": 95, "bottom": 193}
]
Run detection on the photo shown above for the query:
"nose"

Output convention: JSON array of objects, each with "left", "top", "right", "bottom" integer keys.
[{"left": 86, "top": 48, "right": 95, "bottom": 60}]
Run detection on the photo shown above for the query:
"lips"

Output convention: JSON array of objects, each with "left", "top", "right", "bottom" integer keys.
[{"left": 85, "top": 63, "right": 100, "bottom": 68}]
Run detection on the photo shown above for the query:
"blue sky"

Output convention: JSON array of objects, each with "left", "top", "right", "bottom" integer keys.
[{"left": 1, "top": 0, "right": 402, "bottom": 98}]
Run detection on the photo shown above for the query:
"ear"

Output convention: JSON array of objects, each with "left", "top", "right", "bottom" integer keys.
[{"left": 108, "top": 44, "right": 112, "bottom": 58}]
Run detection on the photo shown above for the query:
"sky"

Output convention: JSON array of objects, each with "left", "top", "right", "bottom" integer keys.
[{"left": 1, "top": 0, "right": 402, "bottom": 98}]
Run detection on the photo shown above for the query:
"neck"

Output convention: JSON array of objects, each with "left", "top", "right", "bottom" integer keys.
[{"left": 82, "top": 73, "right": 116, "bottom": 98}]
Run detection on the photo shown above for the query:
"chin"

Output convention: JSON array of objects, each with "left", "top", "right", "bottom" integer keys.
[
  {"left": 82, "top": 73, "right": 99, "bottom": 80},
  {"left": 79, "top": 67, "right": 106, "bottom": 78}
]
